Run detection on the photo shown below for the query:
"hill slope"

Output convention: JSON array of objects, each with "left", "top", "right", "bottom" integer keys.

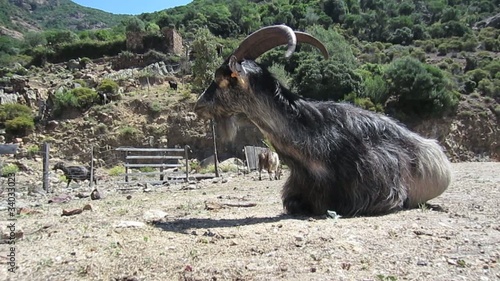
[{"left": 0, "top": 0, "right": 129, "bottom": 38}]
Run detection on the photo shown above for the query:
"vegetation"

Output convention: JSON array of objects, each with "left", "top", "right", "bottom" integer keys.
[
  {"left": 1, "top": 164, "right": 19, "bottom": 177},
  {"left": 53, "top": 87, "right": 99, "bottom": 116},
  {"left": 0, "top": 0, "right": 498, "bottom": 126},
  {"left": 0, "top": 104, "right": 34, "bottom": 137}
]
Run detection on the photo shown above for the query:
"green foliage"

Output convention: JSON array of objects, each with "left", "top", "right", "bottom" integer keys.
[
  {"left": 119, "top": 126, "right": 140, "bottom": 139},
  {"left": 44, "top": 30, "right": 78, "bottom": 46},
  {"left": 125, "top": 17, "right": 146, "bottom": 33},
  {"left": 108, "top": 165, "right": 126, "bottom": 176},
  {"left": 97, "top": 79, "right": 119, "bottom": 94},
  {"left": 292, "top": 55, "right": 362, "bottom": 101},
  {"left": 5, "top": 116, "right": 34, "bottom": 136},
  {"left": 0, "top": 104, "right": 32, "bottom": 123},
  {"left": 53, "top": 87, "right": 98, "bottom": 115},
  {"left": 269, "top": 63, "right": 292, "bottom": 88},
  {"left": 384, "top": 56, "right": 459, "bottom": 118},
  {"left": 191, "top": 27, "right": 222, "bottom": 91},
  {"left": 1, "top": 164, "right": 19, "bottom": 177}
]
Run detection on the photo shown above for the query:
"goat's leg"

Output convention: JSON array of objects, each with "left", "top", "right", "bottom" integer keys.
[
  {"left": 66, "top": 178, "right": 71, "bottom": 188},
  {"left": 259, "top": 168, "right": 262, "bottom": 181}
]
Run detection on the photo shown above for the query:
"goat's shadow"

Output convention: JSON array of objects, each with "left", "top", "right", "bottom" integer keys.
[
  {"left": 152, "top": 213, "right": 305, "bottom": 234},
  {"left": 152, "top": 203, "right": 448, "bottom": 234}
]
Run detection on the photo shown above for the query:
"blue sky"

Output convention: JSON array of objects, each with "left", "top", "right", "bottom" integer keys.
[{"left": 72, "top": 0, "right": 193, "bottom": 15}]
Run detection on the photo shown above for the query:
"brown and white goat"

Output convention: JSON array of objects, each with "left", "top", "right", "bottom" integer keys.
[
  {"left": 258, "top": 149, "right": 281, "bottom": 181},
  {"left": 194, "top": 25, "right": 451, "bottom": 217}
]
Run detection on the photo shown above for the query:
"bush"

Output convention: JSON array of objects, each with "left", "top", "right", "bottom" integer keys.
[
  {"left": 54, "top": 87, "right": 98, "bottom": 114},
  {"left": 0, "top": 103, "right": 32, "bottom": 122},
  {"left": 1, "top": 164, "right": 19, "bottom": 177},
  {"left": 5, "top": 116, "right": 35, "bottom": 135},
  {"left": 97, "top": 79, "right": 119, "bottom": 94},
  {"left": 384, "top": 56, "right": 459, "bottom": 118},
  {"left": 108, "top": 165, "right": 125, "bottom": 176}
]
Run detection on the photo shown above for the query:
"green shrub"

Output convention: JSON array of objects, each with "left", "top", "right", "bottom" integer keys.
[
  {"left": 466, "top": 69, "right": 490, "bottom": 83},
  {"left": 80, "top": 57, "right": 92, "bottom": 68},
  {"left": 493, "top": 105, "right": 500, "bottom": 117},
  {"left": 0, "top": 103, "right": 32, "bottom": 122},
  {"left": 108, "top": 165, "right": 125, "bottom": 176},
  {"left": 119, "top": 126, "right": 140, "bottom": 139},
  {"left": 54, "top": 87, "right": 98, "bottom": 114},
  {"left": 1, "top": 164, "right": 19, "bottom": 177},
  {"left": 384, "top": 56, "right": 459, "bottom": 118},
  {"left": 5, "top": 116, "right": 34, "bottom": 135},
  {"left": 97, "top": 79, "right": 119, "bottom": 94}
]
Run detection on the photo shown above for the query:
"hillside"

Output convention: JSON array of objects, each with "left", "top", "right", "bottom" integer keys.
[
  {"left": 0, "top": 0, "right": 499, "bottom": 167},
  {"left": 0, "top": 0, "right": 129, "bottom": 38}
]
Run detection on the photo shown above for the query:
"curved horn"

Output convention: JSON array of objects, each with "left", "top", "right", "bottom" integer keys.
[
  {"left": 231, "top": 25, "right": 330, "bottom": 62},
  {"left": 295, "top": 31, "right": 329, "bottom": 59},
  {"left": 232, "top": 24, "right": 297, "bottom": 61}
]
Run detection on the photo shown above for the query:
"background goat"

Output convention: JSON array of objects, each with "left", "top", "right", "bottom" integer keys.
[
  {"left": 258, "top": 149, "right": 281, "bottom": 181},
  {"left": 53, "top": 162, "right": 96, "bottom": 188},
  {"left": 168, "top": 81, "right": 178, "bottom": 90},
  {"left": 194, "top": 25, "right": 451, "bottom": 217}
]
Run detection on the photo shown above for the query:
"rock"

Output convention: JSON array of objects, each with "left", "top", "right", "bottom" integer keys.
[
  {"left": 113, "top": 221, "right": 146, "bottom": 228},
  {"left": 143, "top": 210, "right": 168, "bottom": 222}
]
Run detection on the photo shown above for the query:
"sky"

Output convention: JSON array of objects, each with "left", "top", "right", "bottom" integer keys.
[{"left": 72, "top": 0, "right": 193, "bottom": 15}]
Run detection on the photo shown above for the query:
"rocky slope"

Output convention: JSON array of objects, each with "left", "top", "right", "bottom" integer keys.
[{"left": 0, "top": 56, "right": 498, "bottom": 172}]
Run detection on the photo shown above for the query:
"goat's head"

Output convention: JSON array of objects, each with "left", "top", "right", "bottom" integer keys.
[
  {"left": 53, "top": 162, "right": 65, "bottom": 171},
  {"left": 194, "top": 25, "right": 329, "bottom": 141}
]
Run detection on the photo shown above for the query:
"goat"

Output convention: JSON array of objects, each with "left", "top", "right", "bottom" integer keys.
[
  {"left": 53, "top": 162, "right": 96, "bottom": 188},
  {"left": 168, "top": 81, "right": 178, "bottom": 90},
  {"left": 97, "top": 91, "right": 109, "bottom": 105},
  {"left": 258, "top": 149, "right": 281, "bottom": 181},
  {"left": 194, "top": 25, "right": 451, "bottom": 217}
]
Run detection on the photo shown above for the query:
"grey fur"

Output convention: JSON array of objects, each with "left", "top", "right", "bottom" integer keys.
[{"left": 195, "top": 45, "right": 451, "bottom": 218}]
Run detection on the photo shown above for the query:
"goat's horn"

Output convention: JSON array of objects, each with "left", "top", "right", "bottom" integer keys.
[
  {"left": 232, "top": 25, "right": 297, "bottom": 61},
  {"left": 231, "top": 25, "right": 329, "bottom": 61}
]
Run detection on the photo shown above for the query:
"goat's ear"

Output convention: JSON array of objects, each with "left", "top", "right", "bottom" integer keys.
[{"left": 229, "top": 55, "right": 244, "bottom": 77}]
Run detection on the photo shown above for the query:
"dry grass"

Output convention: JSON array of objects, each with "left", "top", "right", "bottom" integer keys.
[{"left": 1, "top": 162, "right": 499, "bottom": 280}]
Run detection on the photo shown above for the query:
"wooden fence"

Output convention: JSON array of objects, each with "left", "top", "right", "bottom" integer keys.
[
  {"left": 243, "top": 146, "right": 269, "bottom": 171},
  {"left": 115, "top": 146, "right": 189, "bottom": 185}
]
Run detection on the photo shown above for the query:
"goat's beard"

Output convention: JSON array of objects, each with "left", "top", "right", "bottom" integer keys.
[{"left": 214, "top": 115, "right": 238, "bottom": 142}]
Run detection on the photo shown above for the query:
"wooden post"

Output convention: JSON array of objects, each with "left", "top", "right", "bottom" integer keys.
[
  {"left": 185, "top": 145, "right": 189, "bottom": 182},
  {"left": 42, "top": 142, "right": 50, "bottom": 192},
  {"left": 125, "top": 150, "right": 129, "bottom": 183},
  {"left": 90, "top": 145, "right": 94, "bottom": 188},
  {"left": 211, "top": 119, "right": 220, "bottom": 177},
  {"left": 159, "top": 150, "right": 164, "bottom": 182}
]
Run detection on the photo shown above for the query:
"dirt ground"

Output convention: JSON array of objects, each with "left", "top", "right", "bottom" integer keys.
[{"left": 1, "top": 162, "right": 499, "bottom": 281}]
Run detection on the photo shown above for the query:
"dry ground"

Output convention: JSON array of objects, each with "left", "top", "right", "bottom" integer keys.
[{"left": 1, "top": 162, "right": 499, "bottom": 281}]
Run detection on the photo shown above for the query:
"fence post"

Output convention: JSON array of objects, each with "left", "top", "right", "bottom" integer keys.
[
  {"left": 211, "top": 119, "right": 220, "bottom": 177},
  {"left": 42, "top": 142, "right": 50, "bottom": 192},
  {"left": 125, "top": 150, "right": 129, "bottom": 183},
  {"left": 90, "top": 145, "right": 94, "bottom": 188},
  {"left": 185, "top": 145, "right": 189, "bottom": 182}
]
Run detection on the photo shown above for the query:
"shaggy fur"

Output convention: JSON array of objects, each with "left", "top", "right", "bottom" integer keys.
[
  {"left": 53, "top": 162, "right": 96, "bottom": 188},
  {"left": 195, "top": 58, "right": 451, "bottom": 217}
]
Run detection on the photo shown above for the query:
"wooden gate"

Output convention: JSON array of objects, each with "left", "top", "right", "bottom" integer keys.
[
  {"left": 116, "top": 146, "right": 189, "bottom": 185},
  {"left": 243, "top": 146, "right": 269, "bottom": 171}
]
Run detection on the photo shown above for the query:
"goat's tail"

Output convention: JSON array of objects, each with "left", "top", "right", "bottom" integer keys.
[{"left": 407, "top": 138, "right": 452, "bottom": 207}]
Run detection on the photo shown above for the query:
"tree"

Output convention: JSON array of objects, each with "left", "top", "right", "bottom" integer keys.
[
  {"left": 292, "top": 55, "right": 362, "bottom": 101},
  {"left": 124, "top": 17, "right": 145, "bottom": 33},
  {"left": 384, "top": 57, "right": 458, "bottom": 118},
  {"left": 191, "top": 28, "right": 222, "bottom": 92}
]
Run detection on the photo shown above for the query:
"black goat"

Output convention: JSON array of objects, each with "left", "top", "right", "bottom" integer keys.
[
  {"left": 194, "top": 25, "right": 451, "bottom": 217},
  {"left": 168, "top": 81, "right": 178, "bottom": 90},
  {"left": 53, "top": 162, "right": 96, "bottom": 188}
]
